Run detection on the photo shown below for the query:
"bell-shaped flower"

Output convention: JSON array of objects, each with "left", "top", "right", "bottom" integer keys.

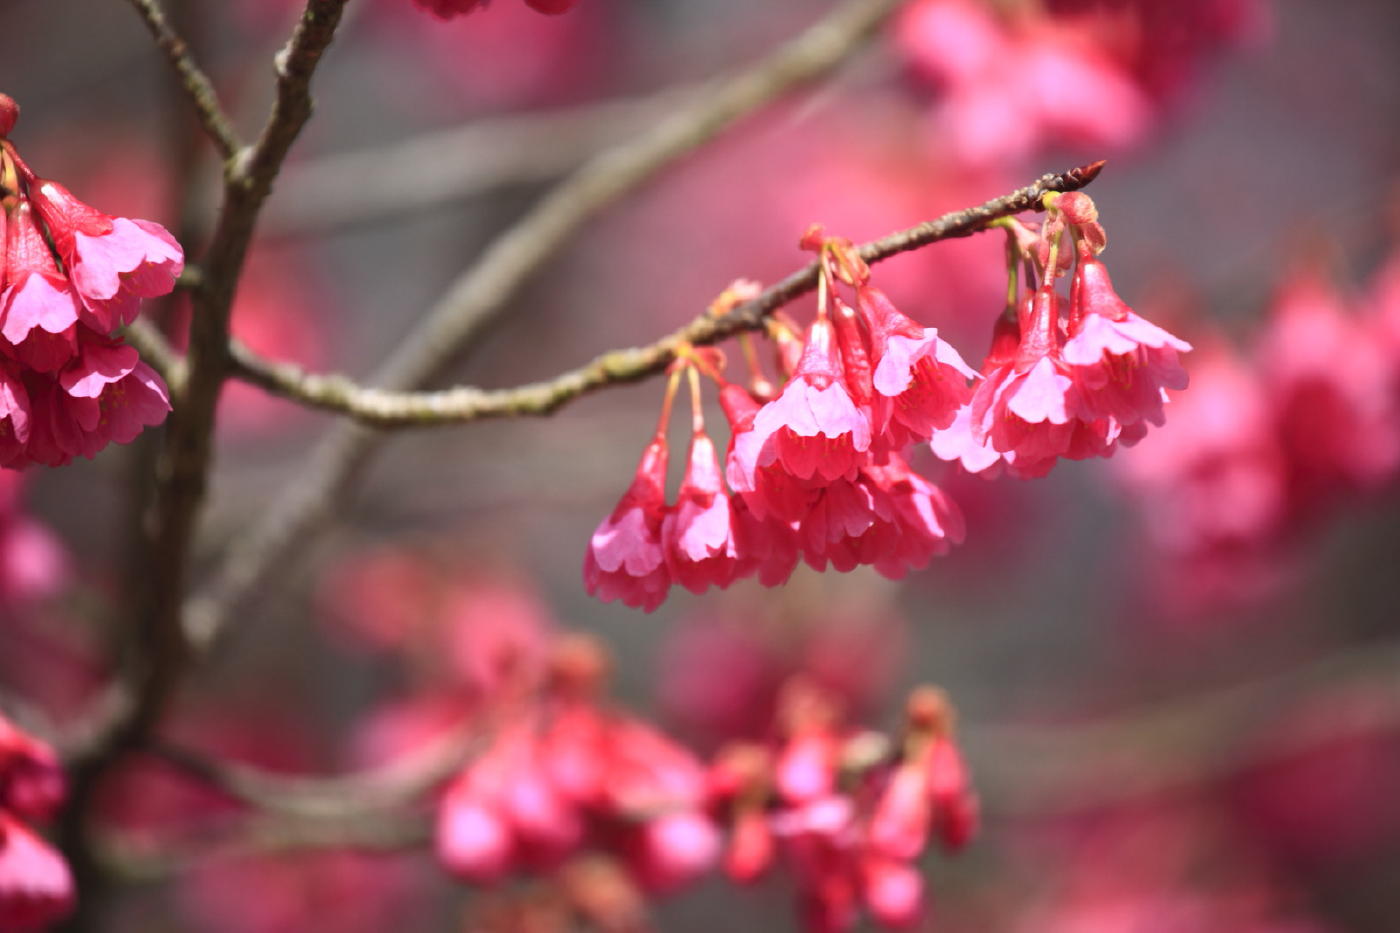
[
  {"left": 741, "top": 318, "right": 873, "bottom": 486},
  {"left": 663, "top": 430, "right": 742, "bottom": 594},
  {"left": 859, "top": 284, "right": 976, "bottom": 446},
  {"left": 583, "top": 437, "right": 671, "bottom": 611},
  {"left": 1062, "top": 253, "right": 1191, "bottom": 428},
  {"left": 30, "top": 179, "right": 183, "bottom": 332}
]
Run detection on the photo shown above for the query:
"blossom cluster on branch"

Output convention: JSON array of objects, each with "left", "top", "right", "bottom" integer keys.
[
  {"left": 586, "top": 191, "right": 1190, "bottom": 610},
  {"left": 0, "top": 94, "right": 179, "bottom": 468}
]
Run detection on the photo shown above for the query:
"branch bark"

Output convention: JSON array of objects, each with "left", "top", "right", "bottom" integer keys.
[
  {"left": 226, "top": 163, "right": 1103, "bottom": 427},
  {"left": 122, "top": 0, "right": 242, "bottom": 161}
]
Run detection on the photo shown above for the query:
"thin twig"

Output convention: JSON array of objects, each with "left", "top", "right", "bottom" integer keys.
[
  {"left": 149, "top": 721, "right": 481, "bottom": 820},
  {"left": 184, "top": 0, "right": 907, "bottom": 652},
  {"left": 122, "top": 0, "right": 242, "bottom": 161},
  {"left": 227, "top": 163, "right": 1104, "bottom": 427}
]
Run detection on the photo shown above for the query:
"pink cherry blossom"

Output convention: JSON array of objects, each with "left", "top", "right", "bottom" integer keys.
[
  {"left": 1062, "top": 253, "right": 1191, "bottom": 428},
  {"left": 742, "top": 318, "right": 873, "bottom": 486},
  {"left": 1, "top": 203, "right": 81, "bottom": 373},
  {"left": 31, "top": 180, "right": 183, "bottom": 332},
  {"left": 663, "top": 430, "right": 741, "bottom": 594},
  {"left": 583, "top": 436, "right": 670, "bottom": 611},
  {"left": 859, "top": 284, "right": 976, "bottom": 446}
]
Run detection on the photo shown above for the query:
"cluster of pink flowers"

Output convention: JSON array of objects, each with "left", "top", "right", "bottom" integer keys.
[
  {"left": 894, "top": 0, "right": 1270, "bottom": 166},
  {"left": 937, "top": 191, "right": 1191, "bottom": 479},
  {"left": 1114, "top": 253, "right": 1400, "bottom": 615},
  {"left": 709, "top": 681, "right": 976, "bottom": 932},
  {"left": 435, "top": 633, "right": 720, "bottom": 899},
  {"left": 412, "top": 0, "right": 576, "bottom": 19},
  {"left": 0, "top": 93, "right": 178, "bottom": 469},
  {"left": 0, "top": 713, "right": 72, "bottom": 931},
  {"left": 587, "top": 192, "right": 1189, "bottom": 610}
]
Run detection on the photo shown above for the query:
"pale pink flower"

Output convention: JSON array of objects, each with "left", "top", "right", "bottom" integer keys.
[
  {"left": 583, "top": 437, "right": 670, "bottom": 611},
  {"left": 31, "top": 179, "right": 183, "bottom": 332},
  {"left": 859, "top": 284, "right": 976, "bottom": 446},
  {"left": 663, "top": 430, "right": 742, "bottom": 594},
  {"left": 741, "top": 318, "right": 873, "bottom": 486},
  {"left": 1062, "top": 253, "right": 1191, "bottom": 429},
  {"left": 1, "top": 203, "right": 81, "bottom": 373}
]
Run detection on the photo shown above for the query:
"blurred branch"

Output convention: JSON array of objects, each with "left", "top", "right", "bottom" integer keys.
[
  {"left": 975, "top": 637, "right": 1400, "bottom": 817},
  {"left": 263, "top": 86, "right": 697, "bottom": 236},
  {"left": 226, "top": 163, "right": 1104, "bottom": 427},
  {"left": 123, "top": 0, "right": 242, "bottom": 161},
  {"left": 148, "top": 720, "right": 481, "bottom": 820},
  {"left": 184, "top": 0, "right": 907, "bottom": 653},
  {"left": 123, "top": 318, "right": 187, "bottom": 399},
  {"left": 98, "top": 813, "right": 432, "bottom": 884}
]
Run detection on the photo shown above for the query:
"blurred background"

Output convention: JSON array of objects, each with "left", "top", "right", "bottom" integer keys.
[{"left": 3, "top": 0, "right": 1400, "bottom": 929}]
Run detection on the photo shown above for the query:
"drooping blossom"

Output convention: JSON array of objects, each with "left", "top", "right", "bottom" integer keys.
[
  {"left": 737, "top": 318, "right": 873, "bottom": 486},
  {"left": 0, "top": 93, "right": 179, "bottom": 467},
  {"left": 583, "top": 436, "right": 670, "bottom": 611},
  {"left": 709, "top": 681, "right": 978, "bottom": 933},
  {"left": 971, "top": 287, "right": 1115, "bottom": 477},
  {"left": 860, "top": 283, "right": 977, "bottom": 446},
  {"left": 663, "top": 429, "right": 742, "bottom": 594},
  {"left": 1063, "top": 251, "right": 1191, "bottom": 427},
  {"left": 28, "top": 180, "right": 182, "bottom": 333}
]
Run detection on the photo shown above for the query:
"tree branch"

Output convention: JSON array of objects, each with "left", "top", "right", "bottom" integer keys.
[
  {"left": 61, "top": 2, "right": 350, "bottom": 925},
  {"left": 227, "top": 163, "right": 1104, "bottom": 427},
  {"left": 122, "top": 0, "right": 242, "bottom": 161},
  {"left": 183, "top": 0, "right": 907, "bottom": 652},
  {"left": 148, "top": 721, "right": 481, "bottom": 821}
]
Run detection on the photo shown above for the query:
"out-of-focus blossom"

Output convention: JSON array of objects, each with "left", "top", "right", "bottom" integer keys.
[
  {"left": 710, "top": 683, "right": 977, "bottom": 933},
  {"left": 435, "top": 634, "right": 719, "bottom": 895},
  {"left": 1258, "top": 272, "right": 1400, "bottom": 510},
  {"left": 895, "top": 0, "right": 1271, "bottom": 167},
  {"left": 0, "top": 713, "right": 72, "bottom": 931}
]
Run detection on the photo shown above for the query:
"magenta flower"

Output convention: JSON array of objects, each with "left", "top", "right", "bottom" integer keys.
[
  {"left": 583, "top": 436, "right": 671, "bottom": 611},
  {"left": 30, "top": 179, "right": 183, "bottom": 332},
  {"left": 663, "top": 430, "right": 742, "bottom": 594},
  {"left": 971, "top": 289, "right": 1117, "bottom": 476},
  {"left": 740, "top": 318, "right": 873, "bottom": 486},
  {"left": 0, "top": 104, "right": 181, "bottom": 465},
  {"left": 0, "top": 714, "right": 72, "bottom": 931},
  {"left": 1062, "top": 254, "right": 1191, "bottom": 428},
  {"left": 723, "top": 382, "right": 820, "bottom": 524},
  {"left": 859, "top": 284, "right": 976, "bottom": 446},
  {"left": 1, "top": 204, "right": 81, "bottom": 373}
]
